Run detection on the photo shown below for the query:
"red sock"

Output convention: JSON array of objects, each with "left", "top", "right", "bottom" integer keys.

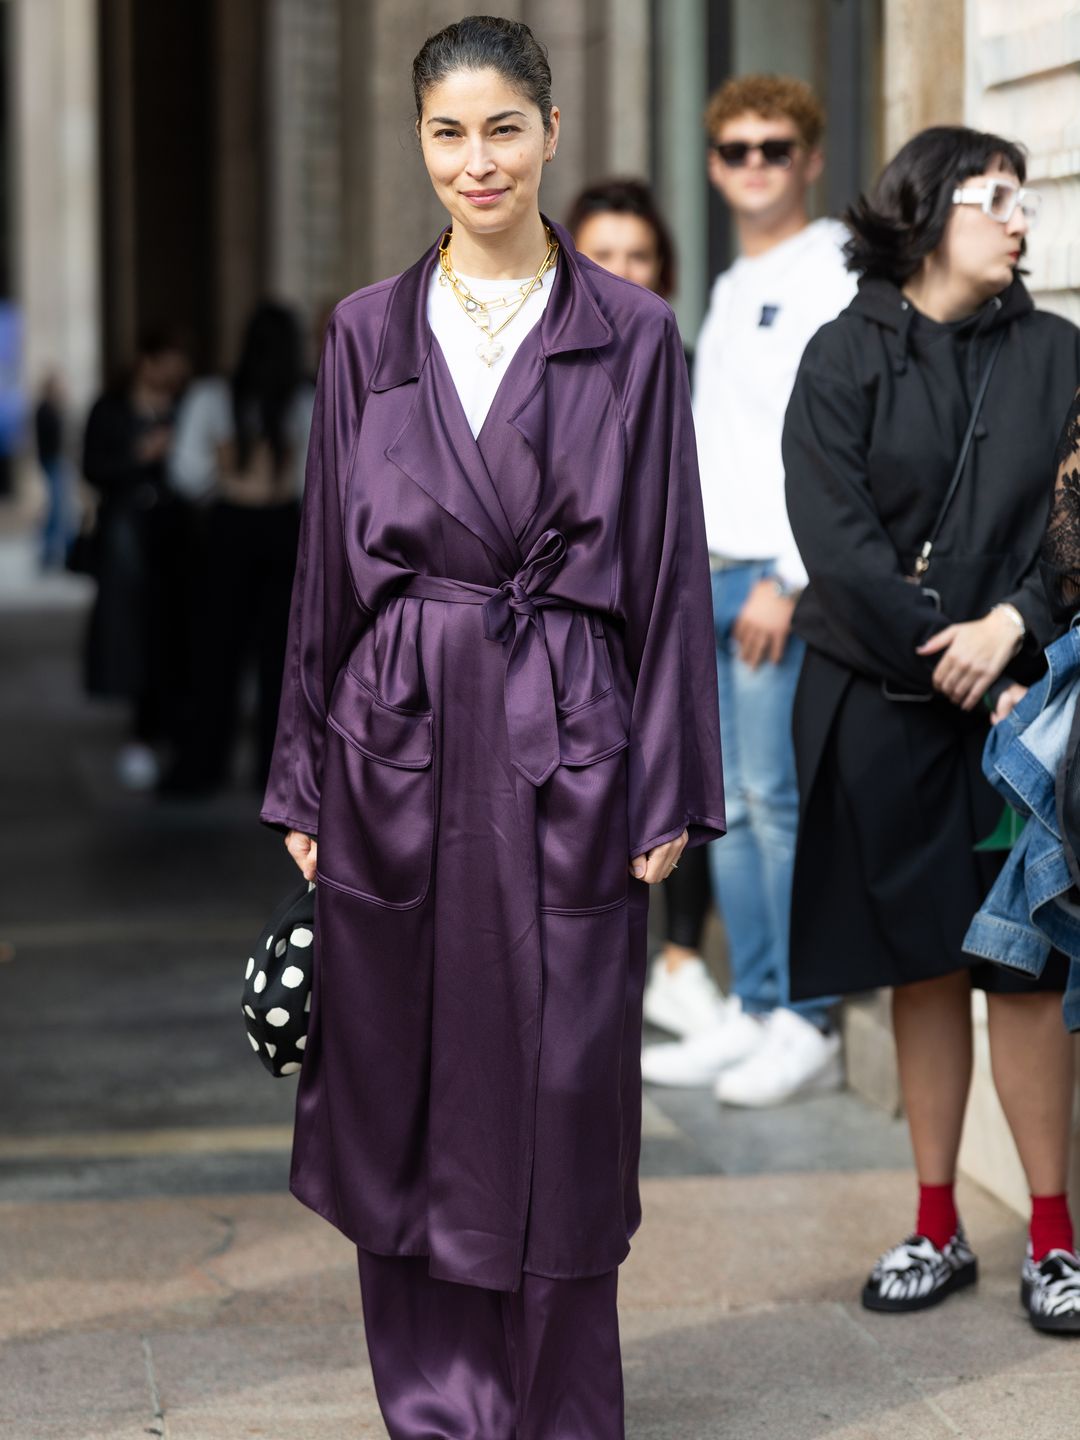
[
  {"left": 1030, "top": 1193, "right": 1074, "bottom": 1263},
  {"left": 917, "top": 1182, "right": 958, "bottom": 1250}
]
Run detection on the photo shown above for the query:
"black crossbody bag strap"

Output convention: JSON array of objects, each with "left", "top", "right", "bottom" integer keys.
[
  {"left": 883, "top": 327, "right": 1007, "bottom": 703},
  {"left": 912, "top": 328, "right": 1006, "bottom": 581}
]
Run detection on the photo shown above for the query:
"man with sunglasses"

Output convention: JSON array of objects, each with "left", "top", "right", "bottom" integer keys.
[{"left": 642, "top": 75, "right": 855, "bottom": 1106}]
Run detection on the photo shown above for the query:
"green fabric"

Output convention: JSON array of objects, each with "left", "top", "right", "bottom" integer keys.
[{"left": 975, "top": 805, "right": 1025, "bottom": 853}]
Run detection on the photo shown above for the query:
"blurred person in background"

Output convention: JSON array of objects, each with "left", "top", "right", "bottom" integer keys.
[
  {"left": 642, "top": 75, "right": 855, "bottom": 1104},
  {"left": 783, "top": 126, "right": 1080, "bottom": 1330},
  {"left": 567, "top": 176, "right": 676, "bottom": 301},
  {"left": 35, "top": 371, "right": 76, "bottom": 569},
  {"left": 569, "top": 176, "right": 718, "bottom": 1038},
  {"left": 263, "top": 15, "right": 723, "bottom": 1436},
  {"left": 82, "top": 329, "right": 190, "bottom": 789},
  {"left": 163, "top": 301, "right": 314, "bottom": 796}
]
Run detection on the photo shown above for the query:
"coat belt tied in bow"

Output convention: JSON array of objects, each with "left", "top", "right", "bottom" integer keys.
[{"left": 398, "top": 529, "right": 573, "bottom": 786}]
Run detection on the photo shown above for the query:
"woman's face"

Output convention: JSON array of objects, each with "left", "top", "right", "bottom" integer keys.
[
  {"left": 418, "top": 67, "right": 559, "bottom": 243},
  {"left": 574, "top": 212, "right": 665, "bottom": 294},
  {"left": 939, "top": 160, "right": 1030, "bottom": 296}
]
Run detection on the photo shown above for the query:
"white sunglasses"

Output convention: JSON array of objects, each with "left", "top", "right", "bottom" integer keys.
[{"left": 952, "top": 178, "right": 1041, "bottom": 226}]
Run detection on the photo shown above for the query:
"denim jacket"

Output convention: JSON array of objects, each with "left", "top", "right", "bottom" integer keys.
[{"left": 962, "top": 625, "right": 1080, "bottom": 1031}]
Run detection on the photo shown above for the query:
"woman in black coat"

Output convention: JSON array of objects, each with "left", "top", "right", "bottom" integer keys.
[{"left": 782, "top": 127, "right": 1080, "bottom": 1330}]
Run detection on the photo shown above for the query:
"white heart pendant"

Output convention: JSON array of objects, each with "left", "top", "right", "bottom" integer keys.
[{"left": 476, "top": 336, "right": 504, "bottom": 367}]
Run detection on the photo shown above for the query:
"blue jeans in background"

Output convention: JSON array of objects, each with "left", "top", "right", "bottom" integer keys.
[
  {"left": 39, "top": 457, "right": 75, "bottom": 569},
  {"left": 709, "top": 561, "right": 835, "bottom": 1029}
]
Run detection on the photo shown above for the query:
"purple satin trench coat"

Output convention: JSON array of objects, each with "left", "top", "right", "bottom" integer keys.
[{"left": 261, "top": 218, "right": 725, "bottom": 1292}]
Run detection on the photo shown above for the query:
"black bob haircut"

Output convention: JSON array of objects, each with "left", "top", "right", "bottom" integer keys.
[{"left": 844, "top": 125, "right": 1028, "bottom": 284}]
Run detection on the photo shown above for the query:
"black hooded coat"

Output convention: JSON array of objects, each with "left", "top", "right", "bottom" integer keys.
[{"left": 781, "top": 277, "right": 1080, "bottom": 998}]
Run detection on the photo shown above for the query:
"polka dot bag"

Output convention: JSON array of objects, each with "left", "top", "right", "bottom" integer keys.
[{"left": 242, "top": 880, "right": 314, "bottom": 1077}]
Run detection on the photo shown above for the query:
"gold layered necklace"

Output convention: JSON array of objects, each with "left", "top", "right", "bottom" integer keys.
[{"left": 438, "top": 226, "right": 559, "bottom": 368}]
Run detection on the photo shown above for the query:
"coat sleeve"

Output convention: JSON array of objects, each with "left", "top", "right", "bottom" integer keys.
[
  {"left": 998, "top": 552, "right": 1057, "bottom": 678},
  {"left": 260, "top": 314, "right": 370, "bottom": 837},
  {"left": 782, "top": 344, "right": 951, "bottom": 690},
  {"left": 620, "top": 308, "right": 726, "bottom": 858}
]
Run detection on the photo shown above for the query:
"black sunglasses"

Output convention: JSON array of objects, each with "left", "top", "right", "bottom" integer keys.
[{"left": 710, "top": 139, "right": 800, "bottom": 169}]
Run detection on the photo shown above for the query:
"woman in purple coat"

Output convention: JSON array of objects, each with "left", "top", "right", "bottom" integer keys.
[{"left": 261, "top": 16, "right": 725, "bottom": 1437}]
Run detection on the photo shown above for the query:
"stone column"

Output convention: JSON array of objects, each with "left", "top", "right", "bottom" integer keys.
[
  {"left": 13, "top": 0, "right": 102, "bottom": 413},
  {"left": 654, "top": 0, "right": 709, "bottom": 334},
  {"left": 882, "top": 0, "right": 965, "bottom": 157},
  {"left": 602, "top": 0, "right": 650, "bottom": 180},
  {"left": 338, "top": 0, "right": 376, "bottom": 298},
  {"left": 96, "top": 0, "right": 135, "bottom": 383},
  {"left": 214, "top": 0, "right": 268, "bottom": 372},
  {"left": 266, "top": 0, "right": 345, "bottom": 339}
]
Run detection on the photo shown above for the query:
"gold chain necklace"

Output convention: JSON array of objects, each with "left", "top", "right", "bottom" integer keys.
[{"left": 438, "top": 226, "right": 559, "bottom": 368}]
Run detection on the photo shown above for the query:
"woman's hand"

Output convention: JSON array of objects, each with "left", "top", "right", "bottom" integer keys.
[
  {"left": 628, "top": 829, "right": 689, "bottom": 884},
  {"left": 990, "top": 683, "right": 1028, "bottom": 725},
  {"left": 285, "top": 830, "right": 318, "bottom": 882},
  {"left": 915, "top": 611, "right": 1023, "bottom": 712}
]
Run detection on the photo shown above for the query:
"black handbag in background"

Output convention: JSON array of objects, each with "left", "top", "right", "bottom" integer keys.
[{"left": 242, "top": 880, "right": 314, "bottom": 1077}]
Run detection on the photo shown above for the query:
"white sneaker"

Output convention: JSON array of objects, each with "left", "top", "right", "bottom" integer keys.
[
  {"left": 642, "top": 954, "right": 724, "bottom": 1037},
  {"left": 116, "top": 742, "right": 160, "bottom": 791},
  {"left": 714, "top": 1006, "right": 843, "bottom": 1107},
  {"left": 640, "top": 998, "right": 766, "bottom": 1088}
]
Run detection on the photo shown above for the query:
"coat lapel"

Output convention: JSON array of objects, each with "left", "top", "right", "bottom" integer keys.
[
  {"left": 386, "top": 345, "right": 521, "bottom": 574},
  {"left": 501, "top": 221, "right": 614, "bottom": 541},
  {"left": 376, "top": 218, "right": 614, "bottom": 573},
  {"left": 378, "top": 237, "right": 519, "bottom": 573}
]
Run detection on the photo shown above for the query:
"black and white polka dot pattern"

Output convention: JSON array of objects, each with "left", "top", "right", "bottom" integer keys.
[{"left": 242, "top": 880, "right": 314, "bottom": 1078}]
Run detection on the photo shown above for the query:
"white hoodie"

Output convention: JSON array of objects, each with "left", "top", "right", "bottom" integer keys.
[{"left": 692, "top": 217, "right": 856, "bottom": 590}]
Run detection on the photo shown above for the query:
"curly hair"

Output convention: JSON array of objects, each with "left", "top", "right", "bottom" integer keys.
[
  {"left": 703, "top": 74, "right": 825, "bottom": 149},
  {"left": 844, "top": 125, "right": 1028, "bottom": 284}
]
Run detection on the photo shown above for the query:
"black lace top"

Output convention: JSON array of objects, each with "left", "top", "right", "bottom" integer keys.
[{"left": 1041, "top": 388, "right": 1080, "bottom": 621}]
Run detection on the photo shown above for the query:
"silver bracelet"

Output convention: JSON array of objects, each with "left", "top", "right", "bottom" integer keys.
[{"left": 992, "top": 603, "right": 1027, "bottom": 642}]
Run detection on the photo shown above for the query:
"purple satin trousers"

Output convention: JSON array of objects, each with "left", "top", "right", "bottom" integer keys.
[{"left": 357, "top": 1249, "right": 625, "bottom": 1438}]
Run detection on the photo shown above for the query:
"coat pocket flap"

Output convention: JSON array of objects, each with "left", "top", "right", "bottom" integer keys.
[
  {"left": 557, "top": 687, "right": 629, "bottom": 768},
  {"left": 328, "top": 670, "right": 433, "bottom": 769}
]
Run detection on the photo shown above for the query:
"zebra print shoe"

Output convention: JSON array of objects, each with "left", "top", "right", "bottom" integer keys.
[
  {"left": 1021, "top": 1247, "right": 1080, "bottom": 1334},
  {"left": 861, "top": 1226, "right": 978, "bottom": 1313}
]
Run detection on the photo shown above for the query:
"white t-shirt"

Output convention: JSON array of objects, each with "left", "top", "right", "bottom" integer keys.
[
  {"left": 693, "top": 218, "right": 856, "bottom": 589},
  {"left": 427, "top": 261, "right": 555, "bottom": 438},
  {"left": 168, "top": 377, "right": 315, "bottom": 501}
]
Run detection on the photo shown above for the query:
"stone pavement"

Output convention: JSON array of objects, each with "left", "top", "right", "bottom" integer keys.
[{"left": 2, "top": 545, "right": 1079, "bottom": 1439}]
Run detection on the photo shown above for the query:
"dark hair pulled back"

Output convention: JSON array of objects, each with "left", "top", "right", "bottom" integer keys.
[
  {"left": 844, "top": 125, "right": 1027, "bottom": 285},
  {"left": 565, "top": 177, "right": 678, "bottom": 300},
  {"left": 412, "top": 14, "right": 553, "bottom": 132}
]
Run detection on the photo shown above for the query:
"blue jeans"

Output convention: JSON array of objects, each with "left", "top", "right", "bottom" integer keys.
[
  {"left": 40, "top": 457, "right": 75, "bottom": 569},
  {"left": 709, "top": 562, "right": 834, "bottom": 1027}
]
